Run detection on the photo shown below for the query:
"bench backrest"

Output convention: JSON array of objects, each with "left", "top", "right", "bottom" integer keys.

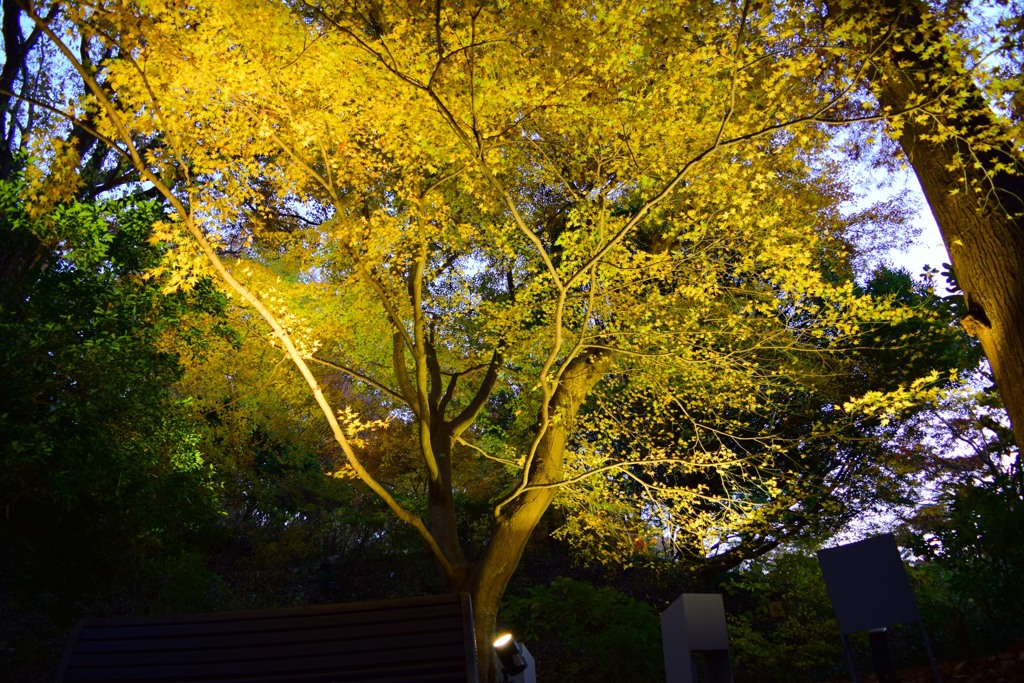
[{"left": 55, "top": 593, "right": 478, "bottom": 683}]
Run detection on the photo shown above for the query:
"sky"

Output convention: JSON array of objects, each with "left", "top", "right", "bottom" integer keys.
[
  {"left": 884, "top": 175, "right": 952, "bottom": 278},
  {"left": 850, "top": 155, "right": 953, "bottom": 284}
]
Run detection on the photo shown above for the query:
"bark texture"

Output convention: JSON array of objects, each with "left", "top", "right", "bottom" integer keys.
[{"left": 463, "top": 350, "right": 613, "bottom": 682}]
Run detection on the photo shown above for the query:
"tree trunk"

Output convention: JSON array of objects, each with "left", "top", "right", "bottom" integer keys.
[
  {"left": 463, "top": 350, "right": 613, "bottom": 682},
  {"left": 429, "top": 426, "right": 470, "bottom": 587},
  {"left": 829, "top": 0, "right": 1024, "bottom": 449}
]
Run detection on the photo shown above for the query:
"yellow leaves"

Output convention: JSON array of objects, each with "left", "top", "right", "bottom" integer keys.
[
  {"left": 144, "top": 220, "right": 215, "bottom": 293},
  {"left": 230, "top": 259, "right": 326, "bottom": 358},
  {"left": 840, "top": 370, "right": 948, "bottom": 425},
  {"left": 326, "top": 464, "right": 360, "bottom": 481},
  {"left": 335, "top": 406, "right": 391, "bottom": 449},
  {"left": 35, "top": 0, "right": 972, "bottom": 575},
  {"left": 23, "top": 139, "right": 82, "bottom": 220}
]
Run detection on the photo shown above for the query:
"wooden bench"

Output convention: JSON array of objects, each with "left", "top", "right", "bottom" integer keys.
[{"left": 55, "top": 593, "right": 479, "bottom": 683}]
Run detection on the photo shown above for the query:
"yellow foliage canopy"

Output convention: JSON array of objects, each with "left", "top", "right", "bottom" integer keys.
[{"left": 26, "top": 0, "right": 949, "bottom": 609}]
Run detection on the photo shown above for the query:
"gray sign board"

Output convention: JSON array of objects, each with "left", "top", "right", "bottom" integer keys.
[{"left": 661, "top": 593, "right": 733, "bottom": 683}]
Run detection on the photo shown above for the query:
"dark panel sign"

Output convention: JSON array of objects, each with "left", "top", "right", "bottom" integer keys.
[{"left": 817, "top": 534, "right": 920, "bottom": 634}]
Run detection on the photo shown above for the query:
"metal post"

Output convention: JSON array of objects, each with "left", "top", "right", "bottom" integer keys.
[
  {"left": 841, "top": 633, "right": 862, "bottom": 683},
  {"left": 917, "top": 619, "right": 942, "bottom": 683},
  {"left": 868, "top": 628, "right": 895, "bottom": 682}
]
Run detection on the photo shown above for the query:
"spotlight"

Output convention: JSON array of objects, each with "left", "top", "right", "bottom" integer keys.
[{"left": 493, "top": 632, "right": 528, "bottom": 678}]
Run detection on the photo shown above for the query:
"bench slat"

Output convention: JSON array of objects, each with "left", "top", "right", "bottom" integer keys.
[
  {"left": 65, "top": 631, "right": 466, "bottom": 666},
  {"left": 65, "top": 664, "right": 469, "bottom": 683},
  {"left": 77, "top": 598, "right": 464, "bottom": 635},
  {"left": 63, "top": 644, "right": 467, "bottom": 680},
  {"left": 69, "top": 615, "right": 466, "bottom": 654},
  {"left": 55, "top": 593, "right": 479, "bottom": 683}
]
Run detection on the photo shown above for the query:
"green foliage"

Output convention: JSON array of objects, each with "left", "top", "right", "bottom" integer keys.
[
  {"left": 859, "top": 267, "right": 981, "bottom": 389},
  {"left": 903, "top": 459, "right": 1024, "bottom": 653},
  {"left": 501, "top": 577, "right": 664, "bottom": 683},
  {"left": 909, "top": 526, "right": 1024, "bottom": 661},
  {"left": 887, "top": 361, "right": 1024, "bottom": 657},
  {"left": 0, "top": 173, "right": 245, "bottom": 680},
  {"left": 724, "top": 552, "right": 845, "bottom": 683},
  {"left": 0, "top": 176, "right": 229, "bottom": 603}
]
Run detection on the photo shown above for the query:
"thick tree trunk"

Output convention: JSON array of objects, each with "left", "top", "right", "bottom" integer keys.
[
  {"left": 462, "top": 350, "right": 613, "bottom": 682},
  {"left": 829, "top": 0, "right": 1024, "bottom": 449},
  {"left": 429, "top": 427, "right": 470, "bottom": 586}
]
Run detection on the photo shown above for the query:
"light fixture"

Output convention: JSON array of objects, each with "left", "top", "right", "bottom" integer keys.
[{"left": 493, "top": 632, "right": 528, "bottom": 678}]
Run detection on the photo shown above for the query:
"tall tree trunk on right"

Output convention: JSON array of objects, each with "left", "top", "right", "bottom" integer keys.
[{"left": 829, "top": 0, "right": 1024, "bottom": 448}]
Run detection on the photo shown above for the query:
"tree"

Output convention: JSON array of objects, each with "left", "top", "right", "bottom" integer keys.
[
  {"left": 891, "top": 359, "right": 1024, "bottom": 652},
  {"left": 172, "top": 287, "right": 451, "bottom": 604},
  {"left": 551, "top": 267, "right": 979, "bottom": 579},
  {"left": 2, "top": 0, "right": 154, "bottom": 304},
  {"left": 824, "top": 0, "right": 1024, "bottom": 449},
  {"left": 20, "top": 2, "right": 960, "bottom": 676},
  {"left": 0, "top": 174, "right": 229, "bottom": 605}
]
